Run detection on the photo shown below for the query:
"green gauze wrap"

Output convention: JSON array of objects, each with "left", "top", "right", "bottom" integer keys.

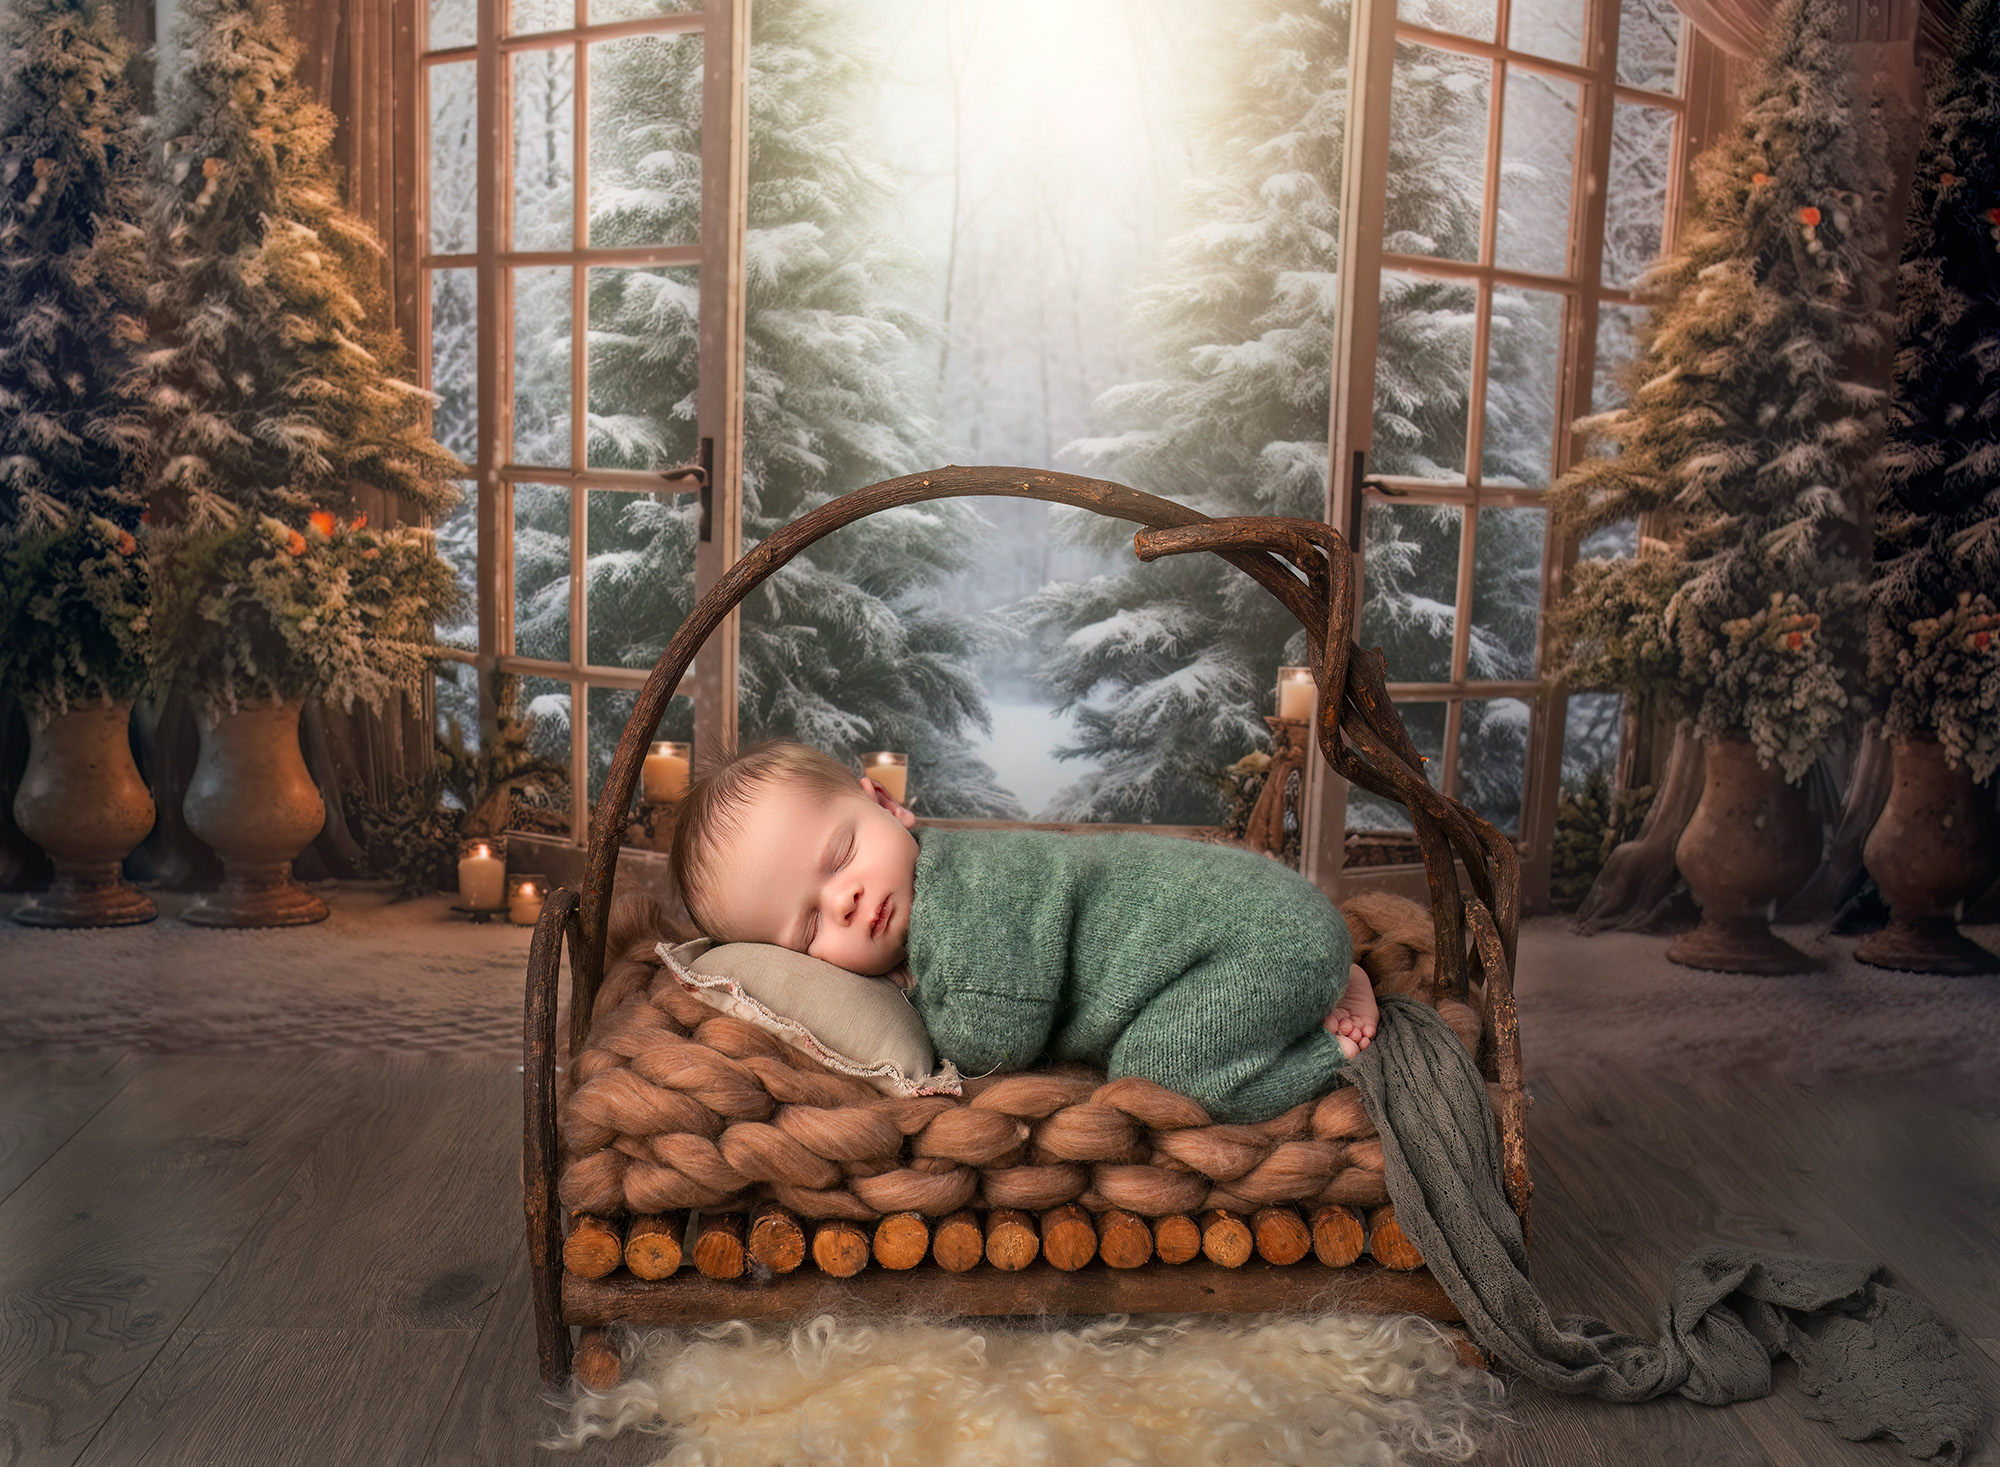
[
  {"left": 905, "top": 826, "right": 1354, "bottom": 1125},
  {"left": 1357, "top": 994, "right": 1984, "bottom": 1464}
]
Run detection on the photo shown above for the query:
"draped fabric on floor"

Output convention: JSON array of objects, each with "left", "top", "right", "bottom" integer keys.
[{"left": 1354, "top": 995, "right": 1985, "bottom": 1465}]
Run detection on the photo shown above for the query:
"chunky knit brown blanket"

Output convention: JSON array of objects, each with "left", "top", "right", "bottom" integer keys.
[{"left": 556, "top": 890, "right": 1473, "bottom": 1222}]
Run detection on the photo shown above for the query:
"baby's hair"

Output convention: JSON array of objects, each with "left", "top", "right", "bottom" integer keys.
[{"left": 671, "top": 739, "right": 863, "bottom": 938}]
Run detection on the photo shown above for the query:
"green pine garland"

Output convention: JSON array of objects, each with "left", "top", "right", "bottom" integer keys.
[
  {"left": 1871, "top": 0, "right": 2000, "bottom": 783},
  {"left": 0, "top": 0, "right": 150, "bottom": 719},
  {"left": 1547, "top": 0, "right": 1891, "bottom": 781},
  {"left": 141, "top": 0, "right": 464, "bottom": 719}
]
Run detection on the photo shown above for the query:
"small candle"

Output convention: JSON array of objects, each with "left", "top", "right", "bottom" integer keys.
[
  {"left": 642, "top": 740, "right": 690, "bottom": 803},
  {"left": 862, "top": 751, "right": 908, "bottom": 805},
  {"left": 457, "top": 840, "right": 506, "bottom": 911},
  {"left": 1277, "top": 666, "right": 1315, "bottom": 723},
  {"left": 508, "top": 874, "right": 547, "bottom": 926}
]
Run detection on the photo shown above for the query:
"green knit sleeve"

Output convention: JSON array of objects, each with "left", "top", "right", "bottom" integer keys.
[
  {"left": 1105, "top": 949, "right": 1351, "bottom": 1124},
  {"left": 917, "top": 984, "right": 1057, "bottom": 1078}
]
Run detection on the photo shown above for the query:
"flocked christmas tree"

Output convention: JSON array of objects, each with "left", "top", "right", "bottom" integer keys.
[
  {"left": 1024, "top": 0, "right": 1557, "bottom": 824},
  {"left": 1547, "top": 0, "right": 1890, "bottom": 782},
  {"left": 141, "top": 0, "right": 463, "bottom": 719},
  {"left": 502, "top": 0, "right": 1017, "bottom": 814},
  {"left": 0, "top": 0, "right": 150, "bottom": 720},
  {"left": 1870, "top": 0, "right": 2000, "bottom": 783}
]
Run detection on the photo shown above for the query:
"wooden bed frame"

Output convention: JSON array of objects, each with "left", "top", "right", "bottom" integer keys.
[{"left": 523, "top": 467, "right": 1530, "bottom": 1384}]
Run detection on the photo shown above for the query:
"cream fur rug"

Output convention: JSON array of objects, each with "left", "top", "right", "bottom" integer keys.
[{"left": 550, "top": 1311, "right": 1503, "bottom": 1465}]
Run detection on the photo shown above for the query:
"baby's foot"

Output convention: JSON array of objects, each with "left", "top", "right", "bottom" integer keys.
[{"left": 1323, "top": 963, "right": 1379, "bottom": 1061}]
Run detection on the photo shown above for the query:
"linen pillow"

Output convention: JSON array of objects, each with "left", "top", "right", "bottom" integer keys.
[{"left": 657, "top": 938, "right": 962, "bottom": 1098}]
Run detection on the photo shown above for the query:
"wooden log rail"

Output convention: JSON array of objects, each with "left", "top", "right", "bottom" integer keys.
[{"left": 558, "top": 1200, "right": 1405, "bottom": 1283}]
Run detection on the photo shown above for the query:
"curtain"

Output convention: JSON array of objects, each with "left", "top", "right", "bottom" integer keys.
[{"left": 1670, "top": 0, "right": 1773, "bottom": 59}]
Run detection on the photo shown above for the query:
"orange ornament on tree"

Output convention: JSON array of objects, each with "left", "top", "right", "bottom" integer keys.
[
  {"left": 285, "top": 528, "right": 307, "bottom": 556},
  {"left": 351, "top": 512, "right": 367, "bottom": 530},
  {"left": 1798, "top": 205, "right": 1821, "bottom": 226},
  {"left": 308, "top": 509, "right": 336, "bottom": 537}
]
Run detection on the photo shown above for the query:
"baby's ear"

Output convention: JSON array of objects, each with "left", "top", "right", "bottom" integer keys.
[{"left": 860, "top": 775, "right": 918, "bottom": 829}]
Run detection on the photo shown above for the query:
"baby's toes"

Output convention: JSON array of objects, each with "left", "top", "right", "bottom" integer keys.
[{"left": 1336, "top": 1033, "right": 1360, "bottom": 1061}]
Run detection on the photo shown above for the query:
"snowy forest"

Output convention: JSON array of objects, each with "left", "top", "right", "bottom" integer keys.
[{"left": 425, "top": 0, "right": 1682, "bottom": 827}]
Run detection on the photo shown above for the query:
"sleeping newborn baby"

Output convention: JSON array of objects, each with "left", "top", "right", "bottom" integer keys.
[{"left": 670, "top": 740, "right": 1377, "bottom": 1126}]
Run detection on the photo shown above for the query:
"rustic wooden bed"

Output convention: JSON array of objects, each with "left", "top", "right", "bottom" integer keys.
[{"left": 523, "top": 467, "right": 1530, "bottom": 1386}]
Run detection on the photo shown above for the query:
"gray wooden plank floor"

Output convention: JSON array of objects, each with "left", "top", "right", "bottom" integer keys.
[
  {"left": 4, "top": 1050, "right": 1991, "bottom": 1465},
  {"left": 1, "top": 898, "right": 1995, "bottom": 1465}
]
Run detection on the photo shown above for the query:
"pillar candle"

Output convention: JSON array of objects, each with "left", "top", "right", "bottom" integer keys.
[
  {"left": 642, "top": 741, "right": 690, "bottom": 803},
  {"left": 862, "top": 752, "right": 908, "bottom": 805},
  {"left": 508, "top": 878, "right": 546, "bottom": 926},
  {"left": 457, "top": 842, "right": 506, "bottom": 911},
  {"left": 1277, "top": 667, "right": 1315, "bottom": 723}
]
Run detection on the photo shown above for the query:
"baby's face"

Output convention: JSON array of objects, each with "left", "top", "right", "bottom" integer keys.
[{"left": 700, "top": 775, "right": 919, "bottom": 975}]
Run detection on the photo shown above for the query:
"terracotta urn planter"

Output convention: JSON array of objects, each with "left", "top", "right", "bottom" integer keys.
[
  {"left": 182, "top": 698, "right": 329, "bottom": 927},
  {"left": 10, "top": 700, "right": 157, "bottom": 927},
  {"left": 1855, "top": 736, "right": 1999, "bottom": 974},
  {"left": 1666, "top": 736, "right": 1821, "bottom": 974}
]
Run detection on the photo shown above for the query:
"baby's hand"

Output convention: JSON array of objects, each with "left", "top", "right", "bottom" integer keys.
[{"left": 1322, "top": 962, "right": 1378, "bottom": 1061}]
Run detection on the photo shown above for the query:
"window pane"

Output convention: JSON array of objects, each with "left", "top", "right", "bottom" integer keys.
[
  {"left": 585, "top": 487, "right": 697, "bottom": 669},
  {"left": 589, "top": 33, "right": 702, "bottom": 248},
  {"left": 428, "top": 268, "right": 477, "bottom": 463},
  {"left": 1398, "top": 0, "right": 1496, "bottom": 44},
  {"left": 1482, "top": 286, "right": 1565, "bottom": 486},
  {"left": 1508, "top": 0, "right": 1585, "bottom": 63},
  {"left": 510, "top": 0, "right": 569, "bottom": 36},
  {"left": 436, "top": 480, "right": 478, "bottom": 652},
  {"left": 1562, "top": 690, "right": 1623, "bottom": 781},
  {"left": 1580, "top": 518, "right": 1638, "bottom": 558},
  {"left": 429, "top": 0, "right": 473, "bottom": 50},
  {"left": 510, "top": 676, "right": 574, "bottom": 835},
  {"left": 1348, "top": 700, "right": 1447, "bottom": 831},
  {"left": 1592, "top": 301, "right": 1648, "bottom": 412},
  {"left": 1618, "top": 0, "right": 1682, "bottom": 91},
  {"left": 513, "top": 47, "right": 575, "bottom": 252},
  {"left": 512, "top": 483, "right": 571, "bottom": 661},
  {"left": 585, "top": 685, "right": 635, "bottom": 803},
  {"left": 1373, "top": 273, "right": 1476, "bottom": 480},
  {"left": 592, "top": 0, "right": 699, "bottom": 20},
  {"left": 1602, "top": 101, "right": 1675, "bottom": 289},
  {"left": 586, "top": 267, "right": 699, "bottom": 469},
  {"left": 1385, "top": 43, "right": 1488, "bottom": 264},
  {"left": 1470, "top": 505, "right": 1545, "bottom": 680},
  {"left": 513, "top": 266, "right": 572, "bottom": 466},
  {"left": 1361, "top": 501, "right": 1462, "bottom": 684},
  {"left": 435, "top": 660, "right": 480, "bottom": 748},
  {"left": 1493, "top": 68, "right": 1577, "bottom": 277},
  {"left": 1458, "top": 696, "right": 1531, "bottom": 832},
  {"left": 427, "top": 61, "right": 476, "bottom": 253}
]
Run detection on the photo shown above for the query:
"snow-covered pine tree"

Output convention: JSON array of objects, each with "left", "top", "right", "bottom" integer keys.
[
  {"left": 512, "top": 0, "right": 1017, "bottom": 814},
  {"left": 1026, "top": 0, "right": 1550, "bottom": 824},
  {"left": 0, "top": 0, "right": 150, "bottom": 720},
  {"left": 1871, "top": 0, "right": 2000, "bottom": 783},
  {"left": 141, "top": 0, "right": 464, "bottom": 718},
  {"left": 1547, "top": 0, "right": 1890, "bottom": 781}
]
